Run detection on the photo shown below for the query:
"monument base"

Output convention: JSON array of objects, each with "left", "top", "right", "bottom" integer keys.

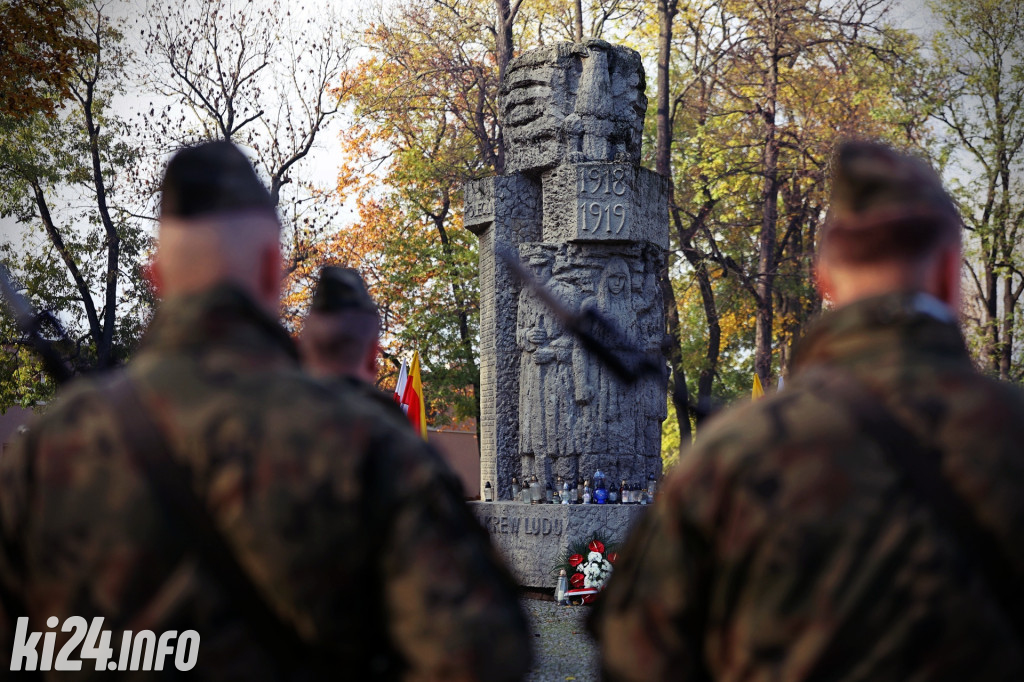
[{"left": 469, "top": 501, "right": 648, "bottom": 589}]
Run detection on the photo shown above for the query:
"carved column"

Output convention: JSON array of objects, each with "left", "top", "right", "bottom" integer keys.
[
  {"left": 467, "top": 38, "right": 669, "bottom": 499},
  {"left": 465, "top": 175, "right": 541, "bottom": 500}
]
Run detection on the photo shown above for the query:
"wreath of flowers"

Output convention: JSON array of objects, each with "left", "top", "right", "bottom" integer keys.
[{"left": 554, "top": 534, "right": 619, "bottom": 604}]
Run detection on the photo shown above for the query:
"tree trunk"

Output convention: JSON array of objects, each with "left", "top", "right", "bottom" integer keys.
[
  {"left": 691, "top": 256, "right": 719, "bottom": 420},
  {"left": 493, "top": 0, "right": 515, "bottom": 174},
  {"left": 755, "top": 50, "right": 781, "bottom": 387},
  {"left": 1001, "top": 273, "right": 1014, "bottom": 380},
  {"left": 662, "top": 266, "right": 692, "bottom": 445},
  {"left": 985, "top": 259, "right": 999, "bottom": 373},
  {"left": 655, "top": 0, "right": 677, "bottom": 178},
  {"left": 432, "top": 199, "right": 481, "bottom": 437},
  {"left": 653, "top": 0, "right": 690, "bottom": 445},
  {"left": 32, "top": 182, "right": 102, "bottom": 354},
  {"left": 83, "top": 105, "right": 119, "bottom": 368},
  {"left": 574, "top": 0, "right": 583, "bottom": 41},
  {"left": 79, "top": 36, "right": 119, "bottom": 369}
]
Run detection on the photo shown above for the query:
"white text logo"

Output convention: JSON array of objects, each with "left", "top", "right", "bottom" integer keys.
[{"left": 11, "top": 617, "right": 199, "bottom": 672}]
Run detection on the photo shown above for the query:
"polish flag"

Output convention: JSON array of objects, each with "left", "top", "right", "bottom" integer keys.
[{"left": 393, "top": 359, "right": 409, "bottom": 414}]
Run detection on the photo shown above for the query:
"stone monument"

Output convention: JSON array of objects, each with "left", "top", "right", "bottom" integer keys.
[{"left": 465, "top": 40, "right": 670, "bottom": 588}]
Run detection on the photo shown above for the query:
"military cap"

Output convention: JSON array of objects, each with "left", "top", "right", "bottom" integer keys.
[
  {"left": 160, "top": 140, "right": 275, "bottom": 219},
  {"left": 310, "top": 266, "right": 377, "bottom": 314},
  {"left": 829, "top": 141, "right": 958, "bottom": 224},
  {"left": 820, "top": 141, "right": 961, "bottom": 262}
]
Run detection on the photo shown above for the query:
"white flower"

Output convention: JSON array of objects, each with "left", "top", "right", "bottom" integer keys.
[{"left": 576, "top": 554, "right": 614, "bottom": 590}]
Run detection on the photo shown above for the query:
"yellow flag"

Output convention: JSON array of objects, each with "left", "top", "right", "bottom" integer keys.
[
  {"left": 408, "top": 351, "right": 428, "bottom": 440},
  {"left": 752, "top": 374, "right": 765, "bottom": 399}
]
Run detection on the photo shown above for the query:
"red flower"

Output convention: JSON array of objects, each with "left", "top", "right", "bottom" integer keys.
[
  {"left": 570, "top": 573, "right": 585, "bottom": 589},
  {"left": 583, "top": 594, "right": 597, "bottom": 605},
  {"left": 588, "top": 540, "right": 605, "bottom": 555},
  {"left": 606, "top": 551, "right": 618, "bottom": 564},
  {"left": 568, "top": 553, "right": 585, "bottom": 568}
]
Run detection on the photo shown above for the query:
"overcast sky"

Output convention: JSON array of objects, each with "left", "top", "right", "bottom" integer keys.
[{"left": 0, "top": 0, "right": 944, "bottom": 257}]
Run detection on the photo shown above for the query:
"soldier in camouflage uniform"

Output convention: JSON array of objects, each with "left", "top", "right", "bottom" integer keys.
[
  {"left": 592, "top": 140, "right": 1024, "bottom": 680},
  {"left": 300, "top": 266, "right": 406, "bottom": 421},
  {"left": 0, "top": 141, "right": 531, "bottom": 680}
]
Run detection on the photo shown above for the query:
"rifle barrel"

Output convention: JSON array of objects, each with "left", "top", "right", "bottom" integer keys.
[{"left": 0, "top": 264, "right": 74, "bottom": 385}]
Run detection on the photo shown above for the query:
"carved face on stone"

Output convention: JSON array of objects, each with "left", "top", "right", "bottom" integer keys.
[
  {"left": 607, "top": 271, "right": 626, "bottom": 295},
  {"left": 528, "top": 254, "right": 552, "bottom": 282},
  {"left": 499, "top": 40, "right": 647, "bottom": 175},
  {"left": 602, "top": 258, "right": 630, "bottom": 295}
]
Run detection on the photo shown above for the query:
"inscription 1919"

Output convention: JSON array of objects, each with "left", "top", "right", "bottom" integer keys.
[{"left": 577, "top": 167, "right": 630, "bottom": 237}]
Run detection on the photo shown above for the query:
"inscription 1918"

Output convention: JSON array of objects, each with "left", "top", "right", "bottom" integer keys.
[{"left": 577, "top": 167, "right": 630, "bottom": 237}]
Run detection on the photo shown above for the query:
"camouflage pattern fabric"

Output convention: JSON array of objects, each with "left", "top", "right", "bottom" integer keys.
[
  {"left": 328, "top": 376, "right": 411, "bottom": 431},
  {"left": 0, "top": 285, "right": 531, "bottom": 680},
  {"left": 593, "top": 292, "right": 1024, "bottom": 681}
]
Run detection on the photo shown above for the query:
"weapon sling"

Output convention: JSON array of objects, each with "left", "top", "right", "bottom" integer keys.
[
  {"left": 104, "top": 372, "right": 331, "bottom": 679},
  {"left": 825, "top": 373, "right": 1024, "bottom": 647}
]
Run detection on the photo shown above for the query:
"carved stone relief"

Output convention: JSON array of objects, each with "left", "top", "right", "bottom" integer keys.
[
  {"left": 500, "top": 40, "right": 647, "bottom": 176},
  {"left": 468, "top": 39, "right": 668, "bottom": 498}
]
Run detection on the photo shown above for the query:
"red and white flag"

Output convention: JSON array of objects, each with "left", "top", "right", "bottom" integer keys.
[{"left": 393, "top": 358, "right": 409, "bottom": 415}]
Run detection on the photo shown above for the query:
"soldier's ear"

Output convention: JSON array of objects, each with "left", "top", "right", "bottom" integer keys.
[
  {"left": 363, "top": 339, "right": 381, "bottom": 384},
  {"left": 257, "top": 243, "right": 283, "bottom": 309},
  {"left": 144, "top": 259, "right": 164, "bottom": 297},
  {"left": 932, "top": 244, "right": 962, "bottom": 313},
  {"left": 814, "top": 261, "right": 835, "bottom": 302}
]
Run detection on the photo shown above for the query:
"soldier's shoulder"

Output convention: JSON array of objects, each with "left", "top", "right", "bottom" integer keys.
[
  {"left": 341, "top": 378, "right": 408, "bottom": 418},
  {"left": 957, "top": 369, "right": 1024, "bottom": 413},
  {"left": 661, "top": 381, "right": 859, "bottom": 521},
  {"left": 21, "top": 370, "right": 122, "bottom": 437},
  {"left": 318, "top": 378, "right": 459, "bottom": 485},
  {"left": 685, "top": 383, "right": 852, "bottom": 470}
]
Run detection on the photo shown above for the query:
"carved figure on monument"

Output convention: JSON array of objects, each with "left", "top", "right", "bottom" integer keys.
[
  {"left": 499, "top": 40, "right": 646, "bottom": 175},
  {"left": 563, "top": 41, "right": 613, "bottom": 162},
  {"left": 517, "top": 251, "right": 554, "bottom": 479},
  {"left": 544, "top": 253, "right": 586, "bottom": 482},
  {"left": 637, "top": 248, "right": 669, "bottom": 477},
  {"left": 467, "top": 37, "right": 668, "bottom": 504},
  {"left": 579, "top": 257, "right": 639, "bottom": 461}
]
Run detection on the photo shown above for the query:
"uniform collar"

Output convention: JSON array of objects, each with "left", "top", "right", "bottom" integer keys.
[
  {"left": 139, "top": 284, "right": 299, "bottom": 361},
  {"left": 790, "top": 291, "right": 970, "bottom": 378}
]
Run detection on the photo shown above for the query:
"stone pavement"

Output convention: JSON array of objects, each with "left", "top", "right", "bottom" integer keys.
[{"left": 523, "top": 598, "right": 600, "bottom": 681}]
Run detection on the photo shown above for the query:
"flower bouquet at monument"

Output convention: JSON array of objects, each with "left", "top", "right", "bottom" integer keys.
[{"left": 553, "top": 534, "right": 618, "bottom": 605}]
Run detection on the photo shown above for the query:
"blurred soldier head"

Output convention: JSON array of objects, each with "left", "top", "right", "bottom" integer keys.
[
  {"left": 150, "top": 140, "right": 281, "bottom": 313},
  {"left": 300, "top": 266, "right": 381, "bottom": 384},
  {"left": 815, "top": 140, "right": 963, "bottom": 311}
]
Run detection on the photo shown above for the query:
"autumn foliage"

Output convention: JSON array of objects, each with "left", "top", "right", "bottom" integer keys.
[{"left": 0, "top": 0, "right": 93, "bottom": 121}]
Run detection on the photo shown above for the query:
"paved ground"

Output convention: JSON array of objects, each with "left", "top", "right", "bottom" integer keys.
[{"left": 522, "top": 598, "right": 600, "bottom": 681}]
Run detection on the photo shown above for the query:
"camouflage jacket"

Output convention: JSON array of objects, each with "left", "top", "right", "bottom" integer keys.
[
  {"left": 327, "top": 376, "right": 410, "bottom": 430},
  {"left": 0, "top": 285, "right": 530, "bottom": 680},
  {"left": 593, "top": 292, "right": 1024, "bottom": 681}
]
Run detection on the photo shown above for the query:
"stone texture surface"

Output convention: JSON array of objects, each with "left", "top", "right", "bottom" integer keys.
[
  {"left": 470, "top": 501, "right": 648, "bottom": 588},
  {"left": 466, "top": 175, "right": 542, "bottom": 500},
  {"left": 500, "top": 40, "right": 647, "bottom": 176},
  {"left": 542, "top": 163, "right": 670, "bottom": 249},
  {"left": 467, "top": 39, "right": 669, "bottom": 508},
  {"left": 515, "top": 241, "right": 667, "bottom": 487}
]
